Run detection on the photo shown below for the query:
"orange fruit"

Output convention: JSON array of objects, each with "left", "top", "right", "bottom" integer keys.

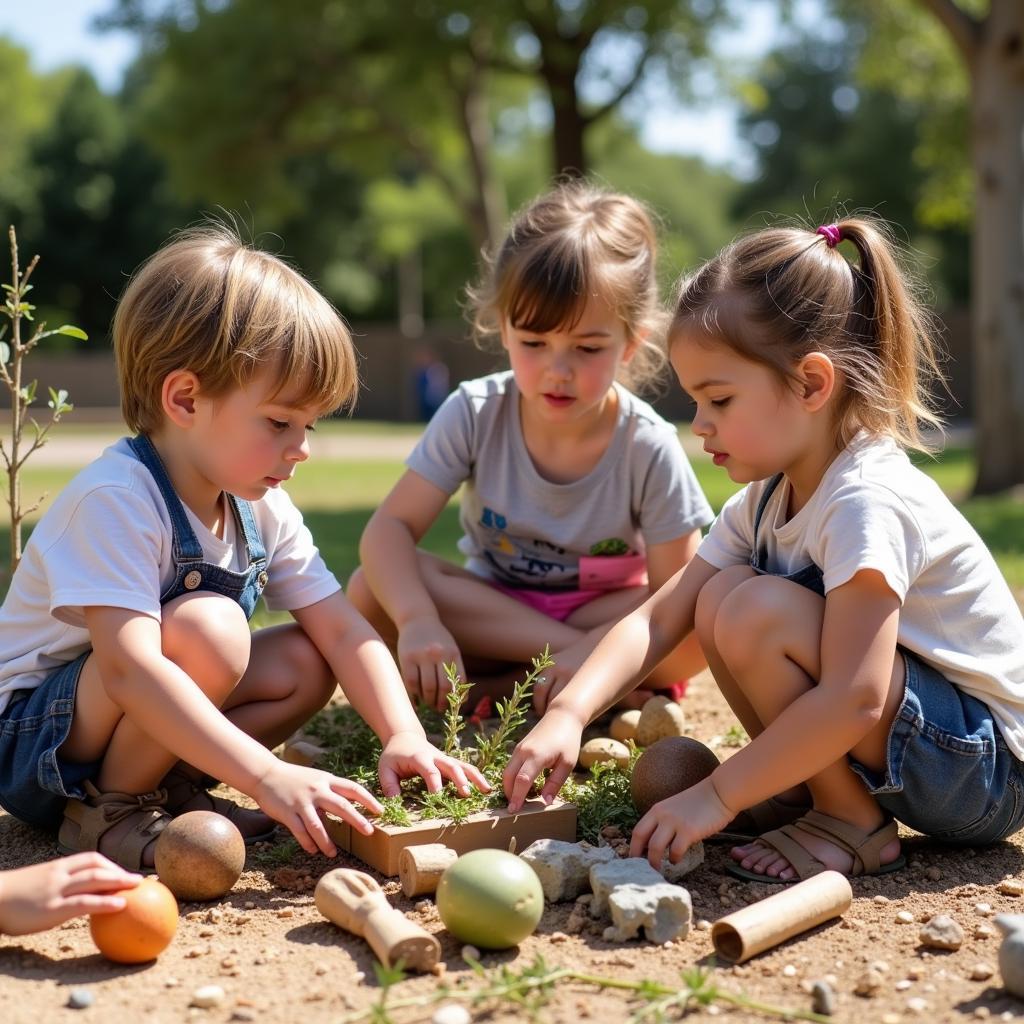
[{"left": 89, "top": 877, "right": 178, "bottom": 963}]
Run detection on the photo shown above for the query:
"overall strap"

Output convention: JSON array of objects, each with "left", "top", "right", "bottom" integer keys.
[
  {"left": 752, "top": 473, "right": 785, "bottom": 567},
  {"left": 226, "top": 493, "right": 267, "bottom": 564},
  {"left": 126, "top": 434, "right": 204, "bottom": 562}
]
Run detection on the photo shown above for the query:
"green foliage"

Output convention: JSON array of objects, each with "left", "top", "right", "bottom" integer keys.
[
  {"left": 441, "top": 663, "right": 472, "bottom": 755},
  {"left": 562, "top": 750, "right": 641, "bottom": 844}
]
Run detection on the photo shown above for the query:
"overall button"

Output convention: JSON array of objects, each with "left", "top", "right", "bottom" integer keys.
[
  {"left": 183, "top": 570, "right": 203, "bottom": 590},
  {"left": 257, "top": 570, "right": 269, "bottom": 588}
]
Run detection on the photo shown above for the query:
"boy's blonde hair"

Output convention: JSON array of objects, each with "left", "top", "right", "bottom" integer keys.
[
  {"left": 671, "top": 217, "right": 946, "bottom": 451},
  {"left": 467, "top": 182, "right": 669, "bottom": 394},
  {"left": 114, "top": 224, "right": 358, "bottom": 433}
]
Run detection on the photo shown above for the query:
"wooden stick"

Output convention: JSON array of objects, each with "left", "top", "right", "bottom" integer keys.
[
  {"left": 399, "top": 844, "right": 457, "bottom": 897},
  {"left": 711, "top": 871, "right": 852, "bottom": 963},
  {"left": 315, "top": 868, "right": 441, "bottom": 972}
]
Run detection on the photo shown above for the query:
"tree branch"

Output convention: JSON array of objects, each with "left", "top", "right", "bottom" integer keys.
[
  {"left": 583, "top": 38, "right": 658, "bottom": 127},
  {"left": 917, "top": 0, "right": 982, "bottom": 63}
]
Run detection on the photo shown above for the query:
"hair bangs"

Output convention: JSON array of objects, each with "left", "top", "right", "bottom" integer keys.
[{"left": 501, "top": 237, "right": 591, "bottom": 335}]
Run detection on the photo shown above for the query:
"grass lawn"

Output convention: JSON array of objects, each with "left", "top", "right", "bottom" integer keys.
[{"left": 0, "top": 434, "right": 1021, "bottom": 619}]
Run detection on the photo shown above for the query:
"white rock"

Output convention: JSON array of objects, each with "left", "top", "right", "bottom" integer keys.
[
  {"left": 634, "top": 696, "right": 686, "bottom": 747},
  {"left": 190, "top": 985, "right": 225, "bottom": 1008},
  {"left": 660, "top": 842, "right": 704, "bottom": 882},
  {"left": 589, "top": 858, "right": 664, "bottom": 918},
  {"left": 520, "top": 839, "right": 616, "bottom": 902},
  {"left": 432, "top": 1005, "right": 471, "bottom": 1024},
  {"left": 919, "top": 915, "right": 964, "bottom": 951},
  {"left": 579, "top": 737, "right": 630, "bottom": 770},
  {"left": 603, "top": 882, "right": 692, "bottom": 944},
  {"left": 609, "top": 709, "right": 641, "bottom": 743}
]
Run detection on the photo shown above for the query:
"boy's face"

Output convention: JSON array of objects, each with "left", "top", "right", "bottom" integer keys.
[{"left": 189, "top": 368, "right": 323, "bottom": 502}]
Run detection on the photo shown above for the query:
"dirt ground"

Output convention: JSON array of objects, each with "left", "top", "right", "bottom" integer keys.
[{"left": 3, "top": 669, "right": 1024, "bottom": 1024}]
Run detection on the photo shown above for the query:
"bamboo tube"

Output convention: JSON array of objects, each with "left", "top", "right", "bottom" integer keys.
[
  {"left": 399, "top": 844, "right": 457, "bottom": 897},
  {"left": 711, "top": 871, "right": 852, "bottom": 963}
]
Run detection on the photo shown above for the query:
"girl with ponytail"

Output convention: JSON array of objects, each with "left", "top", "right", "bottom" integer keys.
[{"left": 504, "top": 216, "right": 1024, "bottom": 884}]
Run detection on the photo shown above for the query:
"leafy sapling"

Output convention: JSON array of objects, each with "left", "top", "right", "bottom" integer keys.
[{"left": 1, "top": 226, "right": 85, "bottom": 572}]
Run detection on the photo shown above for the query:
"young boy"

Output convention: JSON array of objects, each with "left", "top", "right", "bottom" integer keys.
[{"left": 0, "top": 225, "right": 487, "bottom": 870}]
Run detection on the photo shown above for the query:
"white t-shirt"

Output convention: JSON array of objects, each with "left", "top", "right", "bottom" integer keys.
[
  {"left": 698, "top": 431, "right": 1024, "bottom": 758},
  {"left": 0, "top": 438, "right": 341, "bottom": 716},
  {"left": 406, "top": 371, "right": 714, "bottom": 588}
]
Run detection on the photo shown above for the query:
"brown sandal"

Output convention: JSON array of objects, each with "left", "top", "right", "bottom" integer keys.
[
  {"left": 57, "top": 781, "right": 171, "bottom": 872},
  {"left": 161, "top": 765, "right": 277, "bottom": 845},
  {"left": 726, "top": 810, "right": 907, "bottom": 884}
]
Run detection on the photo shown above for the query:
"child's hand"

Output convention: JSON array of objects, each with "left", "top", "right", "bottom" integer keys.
[
  {"left": 253, "top": 762, "right": 384, "bottom": 857},
  {"left": 628, "top": 776, "right": 735, "bottom": 869},
  {"left": 502, "top": 708, "right": 583, "bottom": 812},
  {"left": 0, "top": 853, "right": 142, "bottom": 936},
  {"left": 378, "top": 731, "right": 490, "bottom": 798},
  {"left": 396, "top": 618, "right": 465, "bottom": 712}
]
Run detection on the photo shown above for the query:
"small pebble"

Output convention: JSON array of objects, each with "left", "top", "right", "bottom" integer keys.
[
  {"left": 432, "top": 1006, "right": 471, "bottom": 1024},
  {"left": 975, "top": 923, "right": 996, "bottom": 940},
  {"left": 974, "top": 1008, "right": 991, "bottom": 1020},
  {"left": 782, "top": 964, "right": 797, "bottom": 977},
  {"left": 873, "top": 894, "right": 891, "bottom": 905},
  {"left": 461, "top": 945, "right": 481, "bottom": 963},
  {"left": 919, "top": 914, "right": 964, "bottom": 950},
  {"left": 970, "top": 963, "right": 995, "bottom": 981},
  {"left": 997, "top": 879, "right": 1024, "bottom": 897},
  {"left": 896, "top": 979, "right": 913, "bottom": 990},
  {"left": 896, "top": 910, "right": 915, "bottom": 924},
  {"left": 810, "top": 980, "right": 835, "bottom": 1016},
  {"left": 191, "top": 985, "right": 226, "bottom": 1009},
  {"left": 854, "top": 968, "right": 883, "bottom": 996},
  {"left": 230, "top": 1012, "right": 256, "bottom": 1023},
  {"left": 696, "top": 919, "right": 712, "bottom": 931},
  {"left": 975, "top": 902, "right": 994, "bottom": 916},
  {"left": 551, "top": 932, "right": 569, "bottom": 943},
  {"left": 881, "top": 1016, "right": 901, "bottom": 1024},
  {"left": 353, "top": 971, "right": 365, "bottom": 983},
  {"left": 276, "top": 907, "right": 294, "bottom": 918},
  {"left": 907, "top": 996, "right": 930, "bottom": 1014},
  {"left": 66, "top": 990, "right": 94, "bottom": 1010},
  {"left": 314, "top": 965, "right": 327, "bottom": 976},
  {"left": 414, "top": 900, "right": 431, "bottom": 913},
  {"left": 925, "top": 866, "right": 942, "bottom": 881},
  {"left": 164, "top": 978, "right": 180, "bottom": 989}
]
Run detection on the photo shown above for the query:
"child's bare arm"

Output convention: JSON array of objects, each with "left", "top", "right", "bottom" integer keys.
[
  {"left": 291, "top": 590, "right": 489, "bottom": 797},
  {"left": 646, "top": 530, "right": 702, "bottom": 591},
  {"left": 358, "top": 469, "right": 464, "bottom": 702},
  {"left": 0, "top": 854, "right": 141, "bottom": 936},
  {"left": 504, "top": 555, "right": 720, "bottom": 809}
]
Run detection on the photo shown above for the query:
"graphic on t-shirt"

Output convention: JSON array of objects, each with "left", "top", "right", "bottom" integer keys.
[
  {"left": 479, "top": 507, "right": 572, "bottom": 584},
  {"left": 589, "top": 538, "right": 631, "bottom": 557}
]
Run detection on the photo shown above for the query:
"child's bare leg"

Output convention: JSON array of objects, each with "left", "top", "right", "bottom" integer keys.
[
  {"left": 565, "top": 589, "right": 706, "bottom": 706},
  {"left": 706, "top": 574, "right": 904, "bottom": 878},
  {"left": 349, "top": 555, "right": 585, "bottom": 661},
  {"left": 62, "top": 592, "right": 253, "bottom": 794}
]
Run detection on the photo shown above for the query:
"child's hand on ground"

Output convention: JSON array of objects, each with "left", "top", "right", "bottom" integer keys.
[
  {"left": 0, "top": 853, "right": 142, "bottom": 936},
  {"left": 253, "top": 761, "right": 384, "bottom": 857},
  {"left": 628, "top": 776, "right": 735, "bottom": 870},
  {"left": 378, "top": 731, "right": 490, "bottom": 799},
  {"left": 396, "top": 617, "right": 465, "bottom": 712},
  {"left": 503, "top": 708, "right": 584, "bottom": 812}
]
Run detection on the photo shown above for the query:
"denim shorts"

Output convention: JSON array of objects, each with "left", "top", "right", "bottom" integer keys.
[
  {"left": 0, "top": 653, "right": 100, "bottom": 831},
  {"left": 849, "top": 649, "right": 1024, "bottom": 844}
]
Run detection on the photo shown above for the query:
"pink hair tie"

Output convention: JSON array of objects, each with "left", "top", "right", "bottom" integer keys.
[{"left": 816, "top": 224, "right": 842, "bottom": 248}]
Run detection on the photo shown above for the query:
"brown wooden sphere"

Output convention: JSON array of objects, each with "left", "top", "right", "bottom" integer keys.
[
  {"left": 630, "top": 736, "right": 721, "bottom": 816},
  {"left": 155, "top": 810, "right": 245, "bottom": 901}
]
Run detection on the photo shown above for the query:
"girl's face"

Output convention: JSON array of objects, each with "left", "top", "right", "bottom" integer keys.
[
  {"left": 670, "top": 331, "right": 817, "bottom": 484},
  {"left": 501, "top": 294, "right": 636, "bottom": 428}
]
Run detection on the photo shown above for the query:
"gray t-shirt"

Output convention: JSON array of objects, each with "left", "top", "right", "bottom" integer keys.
[{"left": 406, "top": 371, "right": 713, "bottom": 589}]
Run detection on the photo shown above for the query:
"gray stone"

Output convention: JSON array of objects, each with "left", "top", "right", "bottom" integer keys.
[
  {"left": 589, "top": 857, "right": 663, "bottom": 918},
  {"left": 66, "top": 989, "right": 94, "bottom": 1010},
  {"left": 660, "top": 842, "right": 704, "bottom": 882},
  {"left": 811, "top": 980, "right": 836, "bottom": 1016},
  {"left": 995, "top": 914, "right": 1024, "bottom": 998},
  {"left": 520, "top": 839, "right": 616, "bottom": 903},
  {"left": 918, "top": 914, "right": 964, "bottom": 951},
  {"left": 602, "top": 882, "right": 692, "bottom": 944}
]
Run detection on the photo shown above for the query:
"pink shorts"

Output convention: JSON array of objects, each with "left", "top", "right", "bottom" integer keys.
[{"left": 492, "top": 582, "right": 604, "bottom": 622}]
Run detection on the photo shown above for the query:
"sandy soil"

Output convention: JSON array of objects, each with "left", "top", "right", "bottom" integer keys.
[{"left": 3, "top": 669, "right": 1024, "bottom": 1024}]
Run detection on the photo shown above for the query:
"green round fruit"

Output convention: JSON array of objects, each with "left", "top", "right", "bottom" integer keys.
[{"left": 436, "top": 849, "right": 544, "bottom": 949}]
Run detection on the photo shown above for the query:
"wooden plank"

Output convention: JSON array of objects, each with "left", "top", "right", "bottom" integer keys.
[{"left": 326, "top": 799, "right": 578, "bottom": 877}]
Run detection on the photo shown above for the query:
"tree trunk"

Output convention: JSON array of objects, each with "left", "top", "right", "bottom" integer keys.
[
  {"left": 969, "top": 1, "right": 1024, "bottom": 494},
  {"left": 547, "top": 63, "right": 588, "bottom": 177}
]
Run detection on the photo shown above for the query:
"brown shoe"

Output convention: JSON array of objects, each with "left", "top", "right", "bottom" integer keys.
[
  {"left": 161, "top": 764, "right": 277, "bottom": 845},
  {"left": 58, "top": 781, "right": 171, "bottom": 872}
]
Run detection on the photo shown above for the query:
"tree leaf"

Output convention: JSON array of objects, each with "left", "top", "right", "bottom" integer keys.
[
  {"left": 54, "top": 324, "right": 88, "bottom": 340},
  {"left": 0, "top": 342, "right": 9, "bottom": 366}
]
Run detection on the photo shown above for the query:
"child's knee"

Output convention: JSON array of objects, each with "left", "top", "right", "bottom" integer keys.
[
  {"left": 694, "top": 565, "right": 755, "bottom": 650},
  {"left": 712, "top": 577, "right": 783, "bottom": 666},
  {"left": 160, "top": 593, "right": 251, "bottom": 691}
]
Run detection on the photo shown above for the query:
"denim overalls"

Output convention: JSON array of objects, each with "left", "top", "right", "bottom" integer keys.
[
  {"left": 748, "top": 472, "right": 1024, "bottom": 844},
  {"left": 0, "top": 434, "right": 269, "bottom": 829}
]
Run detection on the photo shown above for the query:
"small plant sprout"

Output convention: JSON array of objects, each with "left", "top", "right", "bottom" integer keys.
[
  {"left": 441, "top": 663, "right": 472, "bottom": 754},
  {"left": 1, "top": 226, "right": 85, "bottom": 573},
  {"left": 339, "top": 954, "right": 832, "bottom": 1024}
]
